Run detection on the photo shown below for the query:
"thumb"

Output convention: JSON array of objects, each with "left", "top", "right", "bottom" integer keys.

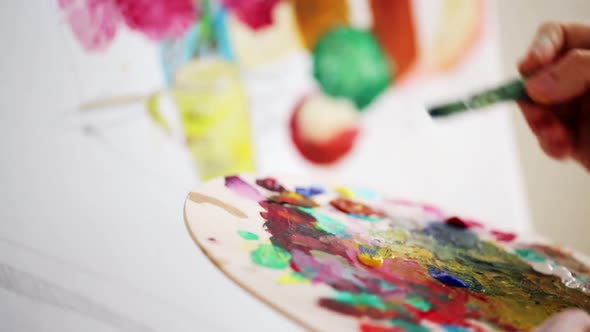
[{"left": 525, "top": 49, "right": 590, "bottom": 104}]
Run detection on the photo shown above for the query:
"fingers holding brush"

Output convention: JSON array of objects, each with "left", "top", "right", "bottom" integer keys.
[
  {"left": 518, "top": 101, "right": 573, "bottom": 160},
  {"left": 517, "top": 21, "right": 590, "bottom": 171},
  {"left": 519, "top": 22, "right": 590, "bottom": 76}
]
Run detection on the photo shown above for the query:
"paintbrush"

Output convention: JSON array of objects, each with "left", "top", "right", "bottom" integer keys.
[{"left": 428, "top": 78, "right": 529, "bottom": 118}]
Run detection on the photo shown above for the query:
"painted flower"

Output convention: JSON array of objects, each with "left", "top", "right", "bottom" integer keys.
[
  {"left": 222, "top": 0, "right": 280, "bottom": 30},
  {"left": 59, "top": 0, "right": 120, "bottom": 51},
  {"left": 115, "top": 0, "right": 198, "bottom": 40}
]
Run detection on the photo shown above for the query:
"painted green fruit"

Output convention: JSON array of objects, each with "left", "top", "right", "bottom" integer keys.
[{"left": 313, "top": 27, "right": 394, "bottom": 110}]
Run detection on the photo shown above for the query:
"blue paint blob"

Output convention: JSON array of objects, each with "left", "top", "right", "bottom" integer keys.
[
  {"left": 442, "top": 325, "right": 472, "bottom": 332},
  {"left": 429, "top": 267, "right": 469, "bottom": 288},
  {"left": 296, "top": 186, "right": 325, "bottom": 197}
]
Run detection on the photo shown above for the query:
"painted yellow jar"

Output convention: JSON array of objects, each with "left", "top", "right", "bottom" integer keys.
[{"left": 173, "top": 58, "right": 255, "bottom": 180}]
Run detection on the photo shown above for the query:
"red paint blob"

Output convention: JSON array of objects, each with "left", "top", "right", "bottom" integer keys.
[
  {"left": 360, "top": 322, "right": 404, "bottom": 332},
  {"left": 491, "top": 230, "right": 517, "bottom": 242},
  {"left": 330, "top": 198, "right": 384, "bottom": 217},
  {"left": 207, "top": 237, "right": 217, "bottom": 242},
  {"left": 256, "top": 177, "right": 286, "bottom": 192},
  {"left": 445, "top": 216, "right": 468, "bottom": 228}
]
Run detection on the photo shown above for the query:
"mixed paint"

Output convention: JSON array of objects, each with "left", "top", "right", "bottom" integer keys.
[{"left": 215, "top": 175, "right": 590, "bottom": 331}]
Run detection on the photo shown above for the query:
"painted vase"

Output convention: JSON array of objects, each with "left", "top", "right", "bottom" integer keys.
[{"left": 173, "top": 58, "right": 255, "bottom": 180}]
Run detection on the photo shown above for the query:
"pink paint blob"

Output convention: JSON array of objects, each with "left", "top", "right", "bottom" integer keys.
[
  {"left": 222, "top": 0, "right": 280, "bottom": 30},
  {"left": 225, "top": 176, "right": 265, "bottom": 202},
  {"left": 115, "top": 0, "right": 197, "bottom": 40},
  {"left": 491, "top": 230, "right": 517, "bottom": 242},
  {"left": 59, "top": 0, "right": 121, "bottom": 51}
]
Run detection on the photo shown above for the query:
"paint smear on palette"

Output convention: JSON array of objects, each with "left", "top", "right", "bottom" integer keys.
[
  {"left": 188, "top": 192, "right": 247, "bottom": 218},
  {"left": 238, "top": 230, "right": 259, "bottom": 240},
  {"left": 225, "top": 176, "right": 265, "bottom": 202},
  {"left": 188, "top": 175, "right": 590, "bottom": 331}
]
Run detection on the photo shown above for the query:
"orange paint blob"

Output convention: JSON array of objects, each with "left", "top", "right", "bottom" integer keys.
[
  {"left": 358, "top": 253, "right": 384, "bottom": 268},
  {"left": 291, "top": 0, "right": 349, "bottom": 49},
  {"left": 369, "top": 0, "right": 418, "bottom": 79}
]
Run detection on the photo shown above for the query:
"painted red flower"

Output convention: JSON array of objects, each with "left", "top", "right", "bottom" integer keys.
[
  {"left": 222, "top": 0, "right": 280, "bottom": 30},
  {"left": 59, "top": 0, "right": 120, "bottom": 51},
  {"left": 115, "top": 0, "right": 198, "bottom": 40}
]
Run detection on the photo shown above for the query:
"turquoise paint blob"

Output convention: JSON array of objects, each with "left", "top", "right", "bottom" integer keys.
[
  {"left": 352, "top": 188, "right": 378, "bottom": 200},
  {"left": 404, "top": 296, "right": 432, "bottom": 311},
  {"left": 237, "top": 230, "right": 259, "bottom": 240},
  {"left": 213, "top": 8, "right": 234, "bottom": 60},
  {"left": 334, "top": 291, "right": 387, "bottom": 310},
  {"left": 160, "top": 8, "right": 234, "bottom": 86},
  {"left": 160, "top": 25, "right": 200, "bottom": 86},
  {"left": 349, "top": 214, "right": 381, "bottom": 222},
  {"left": 515, "top": 248, "right": 547, "bottom": 262},
  {"left": 298, "top": 207, "right": 351, "bottom": 238}
]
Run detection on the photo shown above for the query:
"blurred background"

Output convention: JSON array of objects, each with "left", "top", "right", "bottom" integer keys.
[{"left": 0, "top": 0, "right": 588, "bottom": 331}]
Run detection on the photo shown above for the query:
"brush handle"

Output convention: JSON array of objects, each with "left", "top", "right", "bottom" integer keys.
[{"left": 428, "top": 78, "right": 529, "bottom": 118}]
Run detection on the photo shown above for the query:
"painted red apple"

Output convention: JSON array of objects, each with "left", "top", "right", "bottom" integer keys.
[{"left": 290, "top": 94, "right": 360, "bottom": 165}]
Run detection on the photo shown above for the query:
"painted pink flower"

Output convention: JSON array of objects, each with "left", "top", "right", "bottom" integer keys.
[
  {"left": 115, "top": 0, "right": 198, "bottom": 40},
  {"left": 222, "top": 0, "right": 280, "bottom": 30},
  {"left": 59, "top": 0, "right": 120, "bottom": 51}
]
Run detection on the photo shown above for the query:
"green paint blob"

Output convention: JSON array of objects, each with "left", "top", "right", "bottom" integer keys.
[
  {"left": 237, "top": 230, "right": 259, "bottom": 240},
  {"left": 334, "top": 291, "right": 386, "bottom": 310},
  {"left": 390, "top": 319, "right": 430, "bottom": 332},
  {"left": 313, "top": 27, "right": 393, "bottom": 110},
  {"left": 404, "top": 296, "right": 432, "bottom": 311},
  {"left": 299, "top": 207, "right": 350, "bottom": 238},
  {"left": 251, "top": 244, "right": 292, "bottom": 269},
  {"left": 515, "top": 248, "right": 547, "bottom": 262}
]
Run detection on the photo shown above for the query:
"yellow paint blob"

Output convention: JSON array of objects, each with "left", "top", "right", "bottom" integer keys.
[
  {"left": 277, "top": 272, "right": 310, "bottom": 284},
  {"left": 285, "top": 192, "right": 304, "bottom": 200},
  {"left": 335, "top": 187, "right": 354, "bottom": 198},
  {"left": 358, "top": 253, "right": 384, "bottom": 268}
]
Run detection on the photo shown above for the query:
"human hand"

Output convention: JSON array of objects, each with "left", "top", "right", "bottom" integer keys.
[
  {"left": 518, "top": 22, "right": 590, "bottom": 171},
  {"left": 534, "top": 309, "right": 590, "bottom": 332}
]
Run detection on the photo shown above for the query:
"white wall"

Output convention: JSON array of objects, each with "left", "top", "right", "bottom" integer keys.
[{"left": 496, "top": 0, "right": 590, "bottom": 255}]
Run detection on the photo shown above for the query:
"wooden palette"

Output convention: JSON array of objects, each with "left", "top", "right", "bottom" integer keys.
[{"left": 184, "top": 174, "right": 590, "bottom": 331}]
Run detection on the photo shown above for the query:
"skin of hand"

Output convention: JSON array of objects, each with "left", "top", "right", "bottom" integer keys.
[
  {"left": 518, "top": 22, "right": 590, "bottom": 171},
  {"left": 533, "top": 309, "right": 590, "bottom": 332}
]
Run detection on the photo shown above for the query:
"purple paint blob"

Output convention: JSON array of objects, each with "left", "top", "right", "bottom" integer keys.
[
  {"left": 429, "top": 267, "right": 469, "bottom": 288},
  {"left": 225, "top": 176, "right": 265, "bottom": 202}
]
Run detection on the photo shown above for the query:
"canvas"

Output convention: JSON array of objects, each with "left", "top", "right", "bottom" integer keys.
[{"left": 185, "top": 175, "right": 590, "bottom": 331}]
